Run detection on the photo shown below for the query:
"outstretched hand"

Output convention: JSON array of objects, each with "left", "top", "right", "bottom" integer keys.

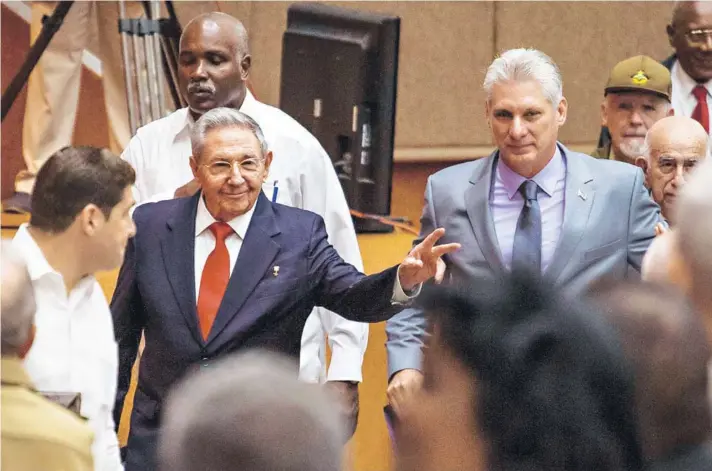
[{"left": 398, "top": 228, "right": 461, "bottom": 291}]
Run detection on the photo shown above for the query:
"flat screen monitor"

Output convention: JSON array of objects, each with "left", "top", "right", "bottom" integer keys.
[{"left": 280, "top": 2, "right": 400, "bottom": 233}]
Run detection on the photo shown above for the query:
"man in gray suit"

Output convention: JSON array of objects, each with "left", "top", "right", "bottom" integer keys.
[{"left": 385, "top": 48, "right": 663, "bottom": 412}]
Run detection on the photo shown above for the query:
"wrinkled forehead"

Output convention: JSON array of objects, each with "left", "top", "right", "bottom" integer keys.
[{"left": 201, "top": 127, "right": 264, "bottom": 161}]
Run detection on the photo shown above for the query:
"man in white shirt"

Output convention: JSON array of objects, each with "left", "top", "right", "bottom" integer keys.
[
  {"left": 12, "top": 146, "right": 137, "bottom": 471},
  {"left": 120, "top": 12, "right": 367, "bottom": 430},
  {"left": 665, "top": 1, "right": 712, "bottom": 132}
]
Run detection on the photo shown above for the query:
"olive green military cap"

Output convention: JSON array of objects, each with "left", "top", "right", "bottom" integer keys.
[{"left": 605, "top": 55, "right": 672, "bottom": 101}]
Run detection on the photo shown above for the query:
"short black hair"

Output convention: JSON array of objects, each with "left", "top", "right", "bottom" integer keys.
[
  {"left": 30, "top": 146, "right": 136, "bottom": 233},
  {"left": 419, "top": 272, "right": 642, "bottom": 471}
]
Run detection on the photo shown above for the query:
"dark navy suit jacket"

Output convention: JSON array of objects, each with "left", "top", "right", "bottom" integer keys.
[{"left": 111, "top": 192, "right": 402, "bottom": 471}]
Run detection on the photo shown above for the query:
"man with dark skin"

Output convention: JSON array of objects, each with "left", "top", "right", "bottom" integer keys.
[
  {"left": 121, "top": 12, "right": 371, "bottom": 436},
  {"left": 666, "top": 2, "right": 712, "bottom": 131}
]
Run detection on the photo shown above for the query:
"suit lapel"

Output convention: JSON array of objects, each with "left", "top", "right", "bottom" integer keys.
[
  {"left": 545, "top": 145, "right": 595, "bottom": 283},
  {"left": 206, "top": 193, "right": 281, "bottom": 345},
  {"left": 162, "top": 194, "right": 203, "bottom": 345},
  {"left": 465, "top": 152, "right": 505, "bottom": 275}
]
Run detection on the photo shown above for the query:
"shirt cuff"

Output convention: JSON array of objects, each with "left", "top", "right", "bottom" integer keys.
[
  {"left": 392, "top": 267, "right": 422, "bottom": 303},
  {"left": 326, "top": 343, "right": 366, "bottom": 382}
]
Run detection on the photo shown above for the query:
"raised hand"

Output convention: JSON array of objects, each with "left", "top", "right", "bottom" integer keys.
[{"left": 398, "top": 228, "right": 460, "bottom": 291}]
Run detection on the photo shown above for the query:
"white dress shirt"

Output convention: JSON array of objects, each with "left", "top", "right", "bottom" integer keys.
[
  {"left": 12, "top": 225, "right": 123, "bottom": 471},
  {"left": 671, "top": 60, "right": 712, "bottom": 130},
  {"left": 121, "top": 91, "right": 367, "bottom": 382},
  {"left": 491, "top": 147, "right": 566, "bottom": 272}
]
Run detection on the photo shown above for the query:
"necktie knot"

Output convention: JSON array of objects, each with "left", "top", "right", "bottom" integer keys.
[
  {"left": 519, "top": 180, "right": 539, "bottom": 203},
  {"left": 209, "top": 222, "right": 233, "bottom": 242},
  {"left": 693, "top": 85, "right": 708, "bottom": 102}
]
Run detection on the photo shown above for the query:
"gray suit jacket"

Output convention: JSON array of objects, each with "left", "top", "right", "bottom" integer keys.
[{"left": 386, "top": 144, "right": 662, "bottom": 377}]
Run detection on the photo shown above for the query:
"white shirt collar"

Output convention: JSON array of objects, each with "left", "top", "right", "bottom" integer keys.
[
  {"left": 13, "top": 224, "right": 96, "bottom": 293},
  {"left": 672, "top": 60, "right": 712, "bottom": 97},
  {"left": 172, "top": 89, "right": 259, "bottom": 138},
  {"left": 194, "top": 193, "right": 257, "bottom": 240}
]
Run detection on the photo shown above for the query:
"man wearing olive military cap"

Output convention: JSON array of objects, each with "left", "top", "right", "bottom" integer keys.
[{"left": 594, "top": 56, "right": 674, "bottom": 164}]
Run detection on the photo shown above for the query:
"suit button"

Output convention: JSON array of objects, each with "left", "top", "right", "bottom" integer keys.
[{"left": 201, "top": 356, "right": 210, "bottom": 368}]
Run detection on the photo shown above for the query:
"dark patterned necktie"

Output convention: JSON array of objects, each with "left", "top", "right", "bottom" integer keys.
[{"left": 511, "top": 180, "right": 542, "bottom": 273}]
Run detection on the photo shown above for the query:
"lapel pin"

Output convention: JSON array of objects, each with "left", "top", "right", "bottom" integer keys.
[
  {"left": 273, "top": 266, "right": 280, "bottom": 277},
  {"left": 577, "top": 189, "right": 587, "bottom": 201}
]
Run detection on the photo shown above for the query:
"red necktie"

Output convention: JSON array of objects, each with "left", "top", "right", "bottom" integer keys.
[
  {"left": 197, "top": 222, "right": 233, "bottom": 340},
  {"left": 692, "top": 85, "right": 709, "bottom": 133}
]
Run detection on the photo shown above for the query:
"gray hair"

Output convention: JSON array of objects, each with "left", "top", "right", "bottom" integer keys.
[
  {"left": 483, "top": 48, "right": 563, "bottom": 106},
  {"left": 677, "top": 158, "right": 712, "bottom": 304},
  {"left": 1, "top": 240, "right": 36, "bottom": 356},
  {"left": 159, "top": 350, "right": 344, "bottom": 471},
  {"left": 191, "top": 108, "right": 269, "bottom": 159}
]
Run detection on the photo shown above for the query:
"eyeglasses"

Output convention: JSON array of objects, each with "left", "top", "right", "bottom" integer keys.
[
  {"left": 201, "top": 158, "right": 264, "bottom": 177},
  {"left": 656, "top": 157, "right": 699, "bottom": 175},
  {"left": 685, "top": 28, "right": 712, "bottom": 46}
]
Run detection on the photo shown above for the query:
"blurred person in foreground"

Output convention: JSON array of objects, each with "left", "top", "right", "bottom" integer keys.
[
  {"left": 394, "top": 273, "right": 642, "bottom": 471},
  {"left": 1, "top": 241, "right": 94, "bottom": 471},
  {"left": 592, "top": 281, "right": 712, "bottom": 471},
  {"left": 159, "top": 350, "right": 343, "bottom": 471}
]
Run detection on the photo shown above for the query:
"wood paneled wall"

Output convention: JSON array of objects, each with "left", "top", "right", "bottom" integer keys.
[{"left": 174, "top": 0, "right": 675, "bottom": 160}]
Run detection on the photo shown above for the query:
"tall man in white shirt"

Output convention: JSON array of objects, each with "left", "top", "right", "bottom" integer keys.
[
  {"left": 665, "top": 1, "right": 712, "bottom": 132},
  {"left": 12, "top": 146, "right": 137, "bottom": 471},
  {"left": 120, "top": 12, "right": 367, "bottom": 431}
]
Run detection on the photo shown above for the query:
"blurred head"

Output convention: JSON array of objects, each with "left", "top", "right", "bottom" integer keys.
[
  {"left": 29, "top": 146, "right": 136, "bottom": 272},
  {"left": 676, "top": 158, "right": 712, "bottom": 340},
  {"left": 635, "top": 116, "right": 708, "bottom": 224},
  {"left": 179, "top": 12, "right": 251, "bottom": 119},
  {"left": 641, "top": 230, "right": 683, "bottom": 285},
  {"left": 1, "top": 241, "right": 36, "bottom": 359},
  {"left": 159, "top": 350, "right": 343, "bottom": 471},
  {"left": 592, "top": 281, "right": 712, "bottom": 462},
  {"left": 667, "top": 1, "right": 712, "bottom": 82},
  {"left": 190, "top": 108, "right": 272, "bottom": 221},
  {"left": 396, "top": 273, "right": 641, "bottom": 471},
  {"left": 483, "top": 48, "right": 567, "bottom": 178}
]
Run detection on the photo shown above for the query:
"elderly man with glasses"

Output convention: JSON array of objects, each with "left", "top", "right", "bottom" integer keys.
[
  {"left": 635, "top": 116, "right": 708, "bottom": 225},
  {"left": 665, "top": 1, "right": 712, "bottom": 133}
]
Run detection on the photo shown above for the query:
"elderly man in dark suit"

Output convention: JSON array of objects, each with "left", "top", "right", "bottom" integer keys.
[
  {"left": 111, "top": 108, "right": 459, "bottom": 471},
  {"left": 385, "top": 48, "right": 663, "bottom": 414}
]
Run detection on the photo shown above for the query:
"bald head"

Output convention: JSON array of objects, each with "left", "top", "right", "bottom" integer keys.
[
  {"left": 593, "top": 281, "right": 712, "bottom": 461},
  {"left": 181, "top": 12, "right": 249, "bottom": 58},
  {"left": 159, "top": 350, "right": 344, "bottom": 471},
  {"left": 1, "top": 241, "right": 36, "bottom": 357},
  {"left": 637, "top": 116, "right": 708, "bottom": 224},
  {"left": 178, "top": 12, "right": 251, "bottom": 118}
]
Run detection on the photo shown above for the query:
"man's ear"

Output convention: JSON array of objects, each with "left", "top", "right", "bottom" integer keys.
[
  {"left": 240, "top": 54, "right": 252, "bottom": 80},
  {"left": 666, "top": 24, "right": 676, "bottom": 47},
  {"left": 78, "top": 204, "right": 104, "bottom": 235},
  {"left": 635, "top": 156, "right": 651, "bottom": 188},
  {"left": 601, "top": 99, "right": 608, "bottom": 126},
  {"left": 262, "top": 150, "right": 273, "bottom": 182},
  {"left": 557, "top": 97, "right": 568, "bottom": 126},
  {"left": 668, "top": 106, "right": 675, "bottom": 117},
  {"left": 190, "top": 155, "right": 199, "bottom": 178}
]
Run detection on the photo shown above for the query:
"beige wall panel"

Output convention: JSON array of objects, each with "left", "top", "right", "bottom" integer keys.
[
  {"left": 247, "top": 1, "right": 495, "bottom": 147},
  {"left": 495, "top": 1, "right": 675, "bottom": 145}
]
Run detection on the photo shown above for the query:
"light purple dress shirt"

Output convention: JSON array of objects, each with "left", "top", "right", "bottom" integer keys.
[{"left": 491, "top": 147, "right": 566, "bottom": 272}]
